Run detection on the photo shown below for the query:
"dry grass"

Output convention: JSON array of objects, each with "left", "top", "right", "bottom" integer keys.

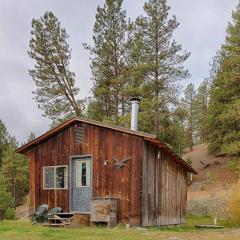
[
  {"left": 187, "top": 194, "right": 227, "bottom": 218},
  {"left": 227, "top": 181, "right": 240, "bottom": 226}
]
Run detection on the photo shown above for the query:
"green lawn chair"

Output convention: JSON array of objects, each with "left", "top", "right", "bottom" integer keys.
[
  {"left": 30, "top": 204, "right": 49, "bottom": 224},
  {"left": 46, "top": 207, "right": 62, "bottom": 219}
]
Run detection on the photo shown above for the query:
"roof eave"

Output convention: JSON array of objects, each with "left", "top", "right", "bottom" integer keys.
[
  {"left": 16, "top": 117, "right": 158, "bottom": 154},
  {"left": 144, "top": 137, "right": 197, "bottom": 174}
]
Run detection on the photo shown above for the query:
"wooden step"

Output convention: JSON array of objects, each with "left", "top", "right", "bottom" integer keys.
[
  {"left": 48, "top": 217, "right": 71, "bottom": 220},
  {"left": 44, "top": 223, "right": 65, "bottom": 227},
  {"left": 195, "top": 224, "right": 224, "bottom": 229},
  {"left": 55, "top": 213, "right": 74, "bottom": 218},
  {"left": 48, "top": 217, "right": 71, "bottom": 225}
]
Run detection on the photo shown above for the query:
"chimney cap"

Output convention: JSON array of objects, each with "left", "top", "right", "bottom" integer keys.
[{"left": 130, "top": 97, "right": 141, "bottom": 102}]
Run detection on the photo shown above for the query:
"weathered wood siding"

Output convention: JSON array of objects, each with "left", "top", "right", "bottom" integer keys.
[
  {"left": 26, "top": 121, "right": 188, "bottom": 226},
  {"left": 142, "top": 142, "right": 187, "bottom": 226},
  {"left": 81, "top": 123, "right": 143, "bottom": 226},
  {"left": 26, "top": 122, "right": 143, "bottom": 225},
  {"left": 26, "top": 125, "right": 77, "bottom": 214}
]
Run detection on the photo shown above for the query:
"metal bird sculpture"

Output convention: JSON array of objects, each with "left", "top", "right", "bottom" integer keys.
[{"left": 113, "top": 156, "right": 132, "bottom": 170}]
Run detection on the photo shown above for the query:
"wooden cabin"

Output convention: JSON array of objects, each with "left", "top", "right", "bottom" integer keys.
[{"left": 17, "top": 116, "right": 196, "bottom": 226}]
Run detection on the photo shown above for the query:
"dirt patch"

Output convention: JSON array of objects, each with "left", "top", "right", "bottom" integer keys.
[
  {"left": 184, "top": 144, "right": 239, "bottom": 200},
  {"left": 16, "top": 204, "right": 29, "bottom": 219}
]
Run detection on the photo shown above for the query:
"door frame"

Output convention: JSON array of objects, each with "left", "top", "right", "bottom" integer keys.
[{"left": 69, "top": 155, "right": 93, "bottom": 212}]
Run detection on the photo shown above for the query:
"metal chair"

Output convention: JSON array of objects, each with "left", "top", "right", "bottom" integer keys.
[
  {"left": 46, "top": 207, "right": 63, "bottom": 219},
  {"left": 30, "top": 204, "right": 49, "bottom": 224}
]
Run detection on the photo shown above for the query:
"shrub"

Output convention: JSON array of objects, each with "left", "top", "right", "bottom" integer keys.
[
  {"left": 227, "top": 158, "right": 240, "bottom": 172},
  {"left": 187, "top": 195, "right": 227, "bottom": 218},
  {"left": 4, "top": 208, "right": 16, "bottom": 219}
]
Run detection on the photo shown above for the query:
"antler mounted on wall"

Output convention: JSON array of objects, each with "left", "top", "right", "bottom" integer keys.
[{"left": 113, "top": 156, "right": 132, "bottom": 170}]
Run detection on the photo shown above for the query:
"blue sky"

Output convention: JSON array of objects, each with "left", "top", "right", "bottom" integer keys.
[{"left": 0, "top": 0, "right": 237, "bottom": 143}]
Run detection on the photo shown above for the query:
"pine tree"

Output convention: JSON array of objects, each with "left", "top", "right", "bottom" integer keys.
[
  {"left": 133, "top": 0, "right": 190, "bottom": 139},
  {"left": 0, "top": 176, "right": 15, "bottom": 219},
  {"left": 195, "top": 79, "right": 210, "bottom": 143},
  {"left": 1, "top": 142, "right": 28, "bottom": 208},
  {"left": 181, "top": 83, "right": 196, "bottom": 151},
  {"left": 85, "top": 0, "right": 128, "bottom": 124},
  {"left": 207, "top": 5, "right": 240, "bottom": 156},
  {"left": 27, "top": 132, "right": 36, "bottom": 143},
  {"left": 29, "top": 11, "right": 82, "bottom": 123}
]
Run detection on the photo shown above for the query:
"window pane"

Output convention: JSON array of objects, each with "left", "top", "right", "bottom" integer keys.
[
  {"left": 76, "top": 162, "right": 82, "bottom": 187},
  {"left": 44, "top": 167, "right": 54, "bottom": 189},
  {"left": 81, "top": 162, "right": 86, "bottom": 186},
  {"left": 86, "top": 161, "right": 90, "bottom": 186},
  {"left": 76, "top": 161, "right": 90, "bottom": 187},
  {"left": 56, "top": 166, "right": 67, "bottom": 189}
]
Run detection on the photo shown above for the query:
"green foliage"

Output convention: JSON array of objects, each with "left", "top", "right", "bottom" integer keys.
[
  {"left": 85, "top": 0, "right": 128, "bottom": 123},
  {"left": 86, "top": 0, "right": 190, "bottom": 152},
  {"left": 0, "top": 176, "right": 15, "bottom": 219},
  {"left": 227, "top": 158, "right": 240, "bottom": 172},
  {"left": 181, "top": 83, "right": 197, "bottom": 151},
  {"left": 194, "top": 79, "right": 210, "bottom": 143},
  {"left": 2, "top": 145, "right": 28, "bottom": 207},
  {"left": 133, "top": 0, "right": 190, "bottom": 138},
  {"left": 207, "top": 5, "right": 240, "bottom": 157},
  {"left": 29, "top": 11, "right": 82, "bottom": 123},
  {"left": 0, "top": 119, "right": 29, "bottom": 210}
]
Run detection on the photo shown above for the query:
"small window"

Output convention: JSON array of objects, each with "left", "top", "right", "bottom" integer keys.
[
  {"left": 76, "top": 161, "right": 90, "bottom": 187},
  {"left": 43, "top": 165, "right": 67, "bottom": 189}
]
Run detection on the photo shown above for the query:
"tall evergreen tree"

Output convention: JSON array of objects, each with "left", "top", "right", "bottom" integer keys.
[
  {"left": 195, "top": 79, "right": 210, "bottom": 143},
  {"left": 207, "top": 4, "right": 240, "bottom": 156},
  {"left": 85, "top": 0, "right": 128, "bottom": 123},
  {"left": 133, "top": 0, "right": 190, "bottom": 139},
  {"left": 1, "top": 142, "right": 28, "bottom": 208},
  {"left": 29, "top": 11, "right": 82, "bottom": 123},
  {"left": 181, "top": 83, "right": 196, "bottom": 151}
]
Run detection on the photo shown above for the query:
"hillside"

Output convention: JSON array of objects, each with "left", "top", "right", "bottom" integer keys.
[{"left": 184, "top": 144, "right": 239, "bottom": 200}]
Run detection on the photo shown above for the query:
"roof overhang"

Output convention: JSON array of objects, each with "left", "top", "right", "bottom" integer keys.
[
  {"left": 144, "top": 138, "right": 197, "bottom": 174},
  {"left": 16, "top": 117, "right": 197, "bottom": 174},
  {"left": 16, "top": 117, "right": 157, "bottom": 154}
]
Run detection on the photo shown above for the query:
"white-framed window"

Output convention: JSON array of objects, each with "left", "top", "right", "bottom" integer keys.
[
  {"left": 76, "top": 160, "right": 90, "bottom": 187},
  {"left": 43, "top": 165, "right": 68, "bottom": 189}
]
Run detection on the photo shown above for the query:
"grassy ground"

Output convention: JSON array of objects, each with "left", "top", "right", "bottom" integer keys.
[{"left": 0, "top": 216, "right": 240, "bottom": 240}]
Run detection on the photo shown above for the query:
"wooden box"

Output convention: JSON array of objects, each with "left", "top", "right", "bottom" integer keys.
[
  {"left": 90, "top": 197, "right": 118, "bottom": 227},
  {"left": 70, "top": 212, "right": 90, "bottom": 227}
]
